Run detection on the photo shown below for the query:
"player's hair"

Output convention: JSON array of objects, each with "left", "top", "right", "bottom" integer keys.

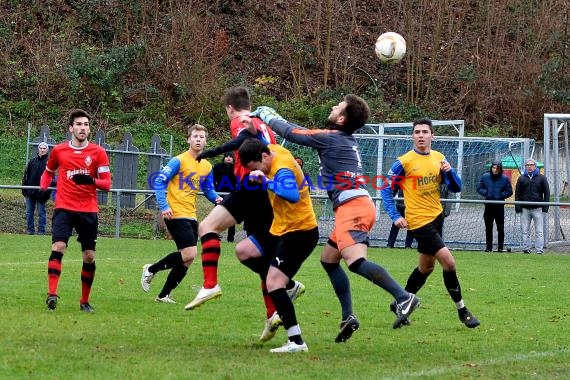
[
  {"left": 238, "top": 139, "right": 269, "bottom": 166},
  {"left": 187, "top": 123, "right": 208, "bottom": 138},
  {"left": 67, "top": 109, "right": 90, "bottom": 126},
  {"left": 412, "top": 117, "right": 433, "bottom": 133},
  {"left": 341, "top": 94, "right": 370, "bottom": 134},
  {"left": 223, "top": 86, "right": 251, "bottom": 111}
]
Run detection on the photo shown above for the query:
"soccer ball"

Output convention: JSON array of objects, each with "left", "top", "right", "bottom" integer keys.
[{"left": 374, "top": 32, "right": 407, "bottom": 64}]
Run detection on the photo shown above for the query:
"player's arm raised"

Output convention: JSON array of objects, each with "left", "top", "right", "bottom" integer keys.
[{"left": 251, "top": 106, "right": 330, "bottom": 149}]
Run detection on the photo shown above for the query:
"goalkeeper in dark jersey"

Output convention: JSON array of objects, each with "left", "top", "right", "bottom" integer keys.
[{"left": 251, "top": 95, "right": 419, "bottom": 342}]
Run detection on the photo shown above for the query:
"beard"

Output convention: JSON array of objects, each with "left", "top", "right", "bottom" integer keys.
[{"left": 326, "top": 120, "right": 341, "bottom": 130}]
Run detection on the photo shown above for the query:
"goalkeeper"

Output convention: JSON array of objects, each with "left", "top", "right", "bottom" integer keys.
[{"left": 251, "top": 95, "right": 419, "bottom": 343}]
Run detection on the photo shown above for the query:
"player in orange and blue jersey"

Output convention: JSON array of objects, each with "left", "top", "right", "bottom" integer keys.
[{"left": 380, "top": 117, "right": 480, "bottom": 328}]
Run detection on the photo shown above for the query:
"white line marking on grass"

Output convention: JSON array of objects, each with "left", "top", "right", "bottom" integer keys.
[{"left": 383, "top": 348, "right": 570, "bottom": 379}]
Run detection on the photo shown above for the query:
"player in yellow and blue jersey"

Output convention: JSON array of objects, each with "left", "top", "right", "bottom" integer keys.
[
  {"left": 380, "top": 117, "right": 480, "bottom": 328},
  {"left": 140, "top": 124, "right": 222, "bottom": 304},
  {"left": 238, "top": 137, "right": 319, "bottom": 353}
]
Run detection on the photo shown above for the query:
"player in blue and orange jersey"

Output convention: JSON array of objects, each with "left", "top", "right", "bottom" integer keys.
[
  {"left": 140, "top": 124, "right": 222, "bottom": 304},
  {"left": 380, "top": 117, "right": 480, "bottom": 328},
  {"left": 238, "top": 138, "right": 318, "bottom": 353},
  {"left": 185, "top": 87, "right": 305, "bottom": 344},
  {"left": 39, "top": 109, "right": 111, "bottom": 312},
  {"left": 251, "top": 95, "right": 419, "bottom": 343}
]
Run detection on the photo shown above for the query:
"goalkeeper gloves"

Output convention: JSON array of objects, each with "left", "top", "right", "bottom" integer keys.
[
  {"left": 72, "top": 174, "right": 95, "bottom": 185},
  {"left": 249, "top": 106, "right": 285, "bottom": 125}
]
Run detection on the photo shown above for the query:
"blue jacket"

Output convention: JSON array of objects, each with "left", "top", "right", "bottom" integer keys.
[{"left": 477, "top": 161, "right": 513, "bottom": 202}]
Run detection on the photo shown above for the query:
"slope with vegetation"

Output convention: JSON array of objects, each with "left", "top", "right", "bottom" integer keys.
[{"left": 0, "top": 0, "right": 568, "bottom": 180}]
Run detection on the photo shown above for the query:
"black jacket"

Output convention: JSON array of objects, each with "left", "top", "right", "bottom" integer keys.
[
  {"left": 22, "top": 154, "right": 51, "bottom": 202},
  {"left": 514, "top": 168, "right": 550, "bottom": 213},
  {"left": 212, "top": 162, "right": 236, "bottom": 192}
]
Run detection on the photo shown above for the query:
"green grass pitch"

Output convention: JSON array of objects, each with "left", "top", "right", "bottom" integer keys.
[{"left": 0, "top": 233, "right": 568, "bottom": 379}]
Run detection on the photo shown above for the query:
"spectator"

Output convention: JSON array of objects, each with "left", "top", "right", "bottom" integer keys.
[
  {"left": 212, "top": 152, "right": 237, "bottom": 242},
  {"left": 477, "top": 160, "right": 513, "bottom": 252},
  {"left": 386, "top": 188, "right": 414, "bottom": 248},
  {"left": 22, "top": 142, "right": 51, "bottom": 235},
  {"left": 515, "top": 158, "right": 550, "bottom": 254}
]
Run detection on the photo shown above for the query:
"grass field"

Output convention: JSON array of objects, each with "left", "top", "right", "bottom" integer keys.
[{"left": 1, "top": 233, "right": 569, "bottom": 379}]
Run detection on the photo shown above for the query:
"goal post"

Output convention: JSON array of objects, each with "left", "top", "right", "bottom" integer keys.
[{"left": 543, "top": 113, "right": 570, "bottom": 243}]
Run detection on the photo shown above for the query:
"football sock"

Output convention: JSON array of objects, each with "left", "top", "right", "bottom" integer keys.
[
  {"left": 80, "top": 262, "right": 96, "bottom": 304},
  {"left": 149, "top": 251, "right": 182, "bottom": 274},
  {"left": 443, "top": 270, "right": 463, "bottom": 303},
  {"left": 405, "top": 266, "right": 430, "bottom": 294},
  {"left": 47, "top": 251, "right": 63, "bottom": 295},
  {"left": 286, "top": 325, "right": 304, "bottom": 345},
  {"left": 269, "top": 288, "right": 297, "bottom": 330},
  {"left": 200, "top": 232, "right": 221, "bottom": 288},
  {"left": 285, "top": 279, "right": 296, "bottom": 291},
  {"left": 348, "top": 258, "right": 408, "bottom": 300},
  {"left": 261, "top": 280, "right": 277, "bottom": 318},
  {"left": 321, "top": 261, "right": 353, "bottom": 320},
  {"left": 159, "top": 264, "right": 188, "bottom": 298}
]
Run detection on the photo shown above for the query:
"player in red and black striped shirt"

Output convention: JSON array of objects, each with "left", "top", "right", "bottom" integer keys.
[{"left": 40, "top": 109, "right": 111, "bottom": 312}]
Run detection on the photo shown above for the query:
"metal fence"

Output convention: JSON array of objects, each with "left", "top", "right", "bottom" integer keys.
[
  {"left": 26, "top": 124, "right": 172, "bottom": 210},
  {"left": 3, "top": 184, "right": 570, "bottom": 252},
  {"left": 11, "top": 117, "right": 570, "bottom": 251}
]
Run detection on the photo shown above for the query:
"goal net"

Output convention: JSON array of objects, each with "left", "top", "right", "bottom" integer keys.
[{"left": 279, "top": 121, "right": 539, "bottom": 250}]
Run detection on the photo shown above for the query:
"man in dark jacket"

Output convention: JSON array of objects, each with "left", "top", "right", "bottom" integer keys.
[
  {"left": 515, "top": 158, "right": 550, "bottom": 254},
  {"left": 22, "top": 142, "right": 51, "bottom": 234},
  {"left": 386, "top": 189, "right": 414, "bottom": 248},
  {"left": 477, "top": 160, "right": 513, "bottom": 252},
  {"left": 212, "top": 151, "right": 237, "bottom": 242}
]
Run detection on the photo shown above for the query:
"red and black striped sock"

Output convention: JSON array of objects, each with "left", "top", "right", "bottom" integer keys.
[
  {"left": 201, "top": 232, "right": 221, "bottom": 289},
  {"left": 261, "top": 280, "right": 277, "bottom": 318},
  {"left": 47, "top": 251, "right": 63, "bottom": 296},
  {"left": 80, "top": 262, "right": 96, "bottom": 304}
]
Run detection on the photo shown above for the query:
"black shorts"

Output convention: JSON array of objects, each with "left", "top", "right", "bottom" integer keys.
[
  {"left": 52, "top": 208, "right": 98, "bottom": 251},
  {"left": 412, "top": 213, "right": 445, "bottom": 255},
  {"left": 221, "top": 177, "right": 273, "bottom": 235},
  {"left": 258, "top": 227, "right": 319, "bottom": 279},
  {"left": 249, "top": 230, "right": 278, "bottom": 261},
  {"left": 165, "top": 218, "right": 198, "bottom": 250}
]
